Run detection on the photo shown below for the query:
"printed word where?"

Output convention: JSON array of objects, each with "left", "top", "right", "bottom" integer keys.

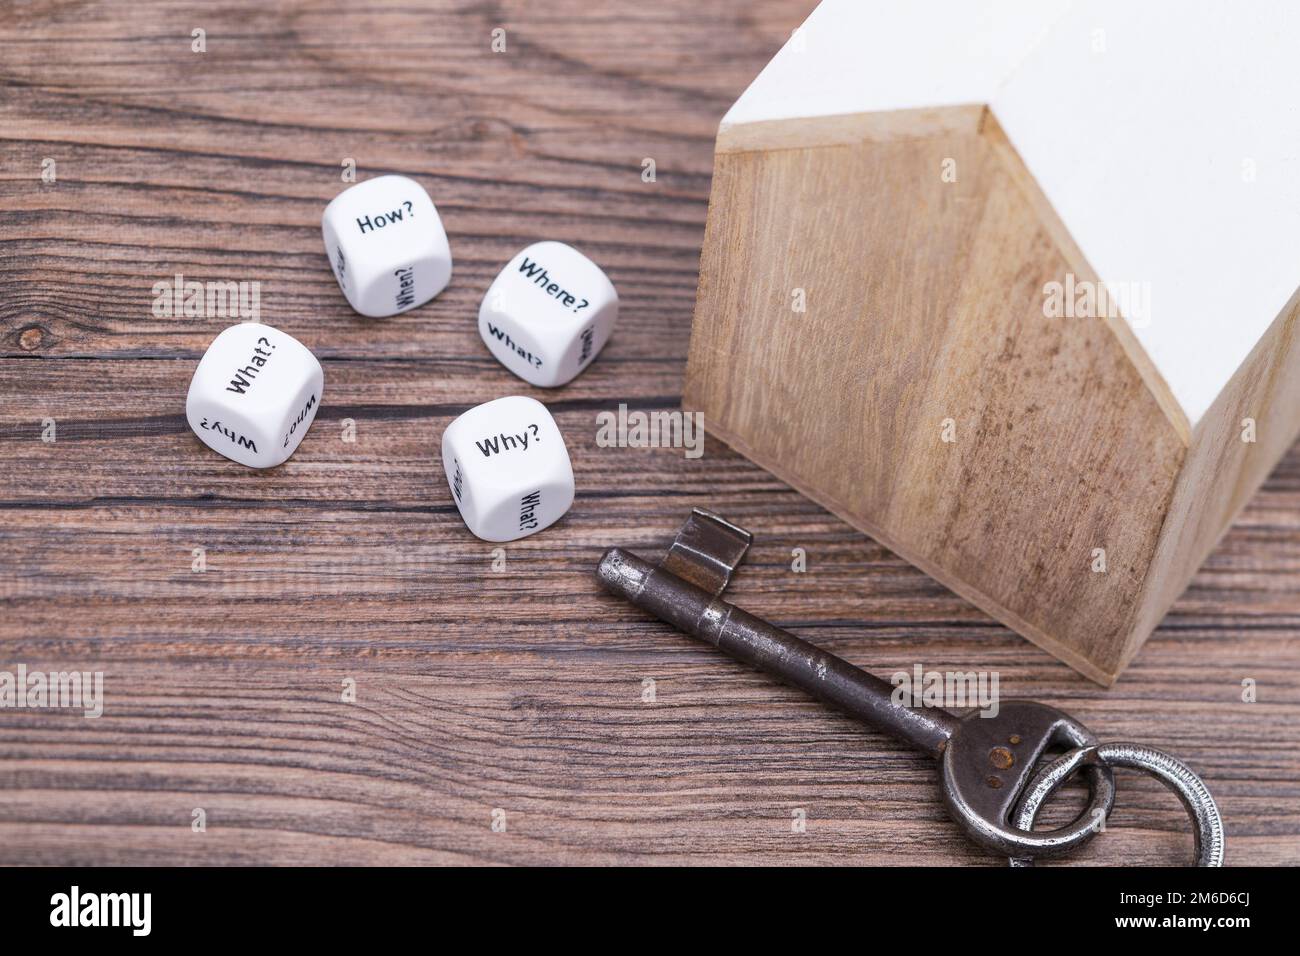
[{"left": 518, "top": 257, "right": 590, "bottom": 313}]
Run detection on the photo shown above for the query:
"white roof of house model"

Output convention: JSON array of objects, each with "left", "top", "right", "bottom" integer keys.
[{"left": 723, "top": 0, "right": 1300, "bottom": 428}]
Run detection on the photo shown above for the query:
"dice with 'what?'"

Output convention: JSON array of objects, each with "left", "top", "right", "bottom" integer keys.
[
  {"left": 322, "top": 175, "right": 452, "bottom": 317},
  {"left": 186, "top": 322, "right": 324, "bottom": 469},
  {"left": 441, "top": 396, "right": 575, "bottom": 541},
  {"left": 479, "top": 241, "right": 618, "bottom": 387}
]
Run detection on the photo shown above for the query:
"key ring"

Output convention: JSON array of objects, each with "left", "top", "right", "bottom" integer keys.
[
  {"left": 1007, "top": 742, "right": 1225, "bottom": 867},
  {"left": 940, "top": 701, "right": 1116, "bottom": 859},
  {"left": 598, "top": 510, "right": 1218, "bottom": 866}
]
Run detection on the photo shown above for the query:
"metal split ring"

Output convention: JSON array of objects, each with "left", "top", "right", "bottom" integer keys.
[
  {"left": 940, "top": 702, "right": 1117, "bottom": 859},
  {"left": 1007, "top": 742, "right": 1224, "bottom": 867}
]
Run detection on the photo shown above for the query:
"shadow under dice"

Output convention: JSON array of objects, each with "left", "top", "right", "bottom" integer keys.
[
  {"left": 186, "top": 322, "right": 324, "bottom": 468},
  {"left": 322, "top": 174, "right": 452, "bottom": 318},
  {"left": 441, "top": 395, "right": 575, "bottom": 541},
  {"left": 478, "top": 241, "right": 618, "bottom": 387}
]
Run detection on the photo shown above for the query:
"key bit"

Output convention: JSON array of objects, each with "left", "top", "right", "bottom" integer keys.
[{"left": 595, "top": 508, "right": 1118, "bottom": 861}]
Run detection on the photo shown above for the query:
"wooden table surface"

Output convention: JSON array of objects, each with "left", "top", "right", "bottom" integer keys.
[{"left": 1, "top": 0, "right": 1297, "bottom": 867}]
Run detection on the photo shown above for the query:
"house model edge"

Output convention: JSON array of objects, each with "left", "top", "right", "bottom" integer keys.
[{"left": 684, "top": 0, "right": 1300, "bottom": 682}]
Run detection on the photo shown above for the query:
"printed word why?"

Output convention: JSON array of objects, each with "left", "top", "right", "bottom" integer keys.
[{"left": 475, "top": 424, "right": 541, "bottom": 458}]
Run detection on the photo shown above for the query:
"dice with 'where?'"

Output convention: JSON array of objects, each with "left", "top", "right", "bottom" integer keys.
[
  {"left": 478, "top": 241, "right": 618, "bottom": 387},
  {"left": 184, "top": 181, "right": 608, "bottom": 543}
]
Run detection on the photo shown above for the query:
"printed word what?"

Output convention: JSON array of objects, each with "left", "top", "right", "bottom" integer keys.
[
  {"left": 186, "top": 323, "right": 324, "bottom": 469},
  {"left": 225, "top": 335, "right": 276, "bottom": 394}
]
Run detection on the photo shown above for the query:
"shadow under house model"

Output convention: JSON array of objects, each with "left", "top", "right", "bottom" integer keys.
[{"left": 684, "top": 0, "right": 1300, "bottom": 684}]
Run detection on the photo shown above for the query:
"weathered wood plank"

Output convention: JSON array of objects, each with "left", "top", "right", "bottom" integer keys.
[{"left": 0, "top": 0, "right": 1297, "bottom": 865}]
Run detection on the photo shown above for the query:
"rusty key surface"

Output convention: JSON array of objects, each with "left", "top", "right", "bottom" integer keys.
[{"left": 596, "top": 509, "right": 1117, "bottom": 861}]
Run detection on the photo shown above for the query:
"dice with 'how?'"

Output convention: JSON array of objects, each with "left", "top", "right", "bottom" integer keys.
[
  {"left": 186, "top": 322, "right": 324, "bottom": 468},
  {"left": 322, "top": 174, "right": 452, "bottom": 317},
  {"left": 441, "top": 396, "right": 575, "bottom": 541},
  {"left": 479, "top": 241, "right": 618, "bottom": 387}
]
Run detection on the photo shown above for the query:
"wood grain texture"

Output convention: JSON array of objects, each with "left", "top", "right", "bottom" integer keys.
[
  {"left": 1, "top": 0, "right": 1298, "bottom": 866},
  {"left": 686, "top": 110, "right": 1189, "bottom": 683},
  {"left": 1131, "top": 283, "right": 1300, "bottom": 671},
  {"left": 687, "top": 106, "right": 1300, "bottom": 685}
]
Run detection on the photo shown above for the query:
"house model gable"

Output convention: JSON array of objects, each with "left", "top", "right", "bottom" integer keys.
[{"left": 686, "top": 0, "right": 1300, "bottom": 681}]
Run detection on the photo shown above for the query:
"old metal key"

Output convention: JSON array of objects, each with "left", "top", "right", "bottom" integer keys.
[{"left": 597, "top": 509, "right": 1224, "bottom": 864}]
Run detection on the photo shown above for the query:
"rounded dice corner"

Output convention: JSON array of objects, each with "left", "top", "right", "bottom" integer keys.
[
  {"left": 477, "top": 241, "right": 620, "bottom": 387},
  {"left": 478, "top": 482, "right": 575, "bottom": 542},
  {"left": 321, "top": 175, "right": 453, "bottom": 319},
  {"left": 440, "top": 396, "right": 575, "bottom": 541},
  {"left": 186, "top": 322, "right": 325, "bottom": 470}
]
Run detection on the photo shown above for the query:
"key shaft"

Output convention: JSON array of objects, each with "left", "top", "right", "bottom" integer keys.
[{"left": 598, "top": 547, "right": 958, "bottom": 756}]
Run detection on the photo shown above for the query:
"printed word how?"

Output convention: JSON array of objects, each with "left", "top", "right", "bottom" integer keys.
[{"left": 356, "top": 200, "right": 415, "bottom": 234}]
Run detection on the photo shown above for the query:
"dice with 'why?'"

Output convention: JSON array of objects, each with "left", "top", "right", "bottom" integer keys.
[
  {"left": 441, "top": 396, "right": 575, "bottom": 541},
  {"left": 322, "top": 175, "right": 452, "bottom": 317},
  {"left": 186, "top": 322, "right": 324, "bottom": 469},
  {"left": 479, "top": 241, "right": 617, "bottom": 387}
]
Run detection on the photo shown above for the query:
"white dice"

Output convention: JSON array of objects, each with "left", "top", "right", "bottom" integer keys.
[
  {"left": 186, "top": 322, "right": 324, "bottom": 469},
  {"left": 322, "top": 175, "right": 452, "bottom": 318},
  {"left": 441, "top": 396, "right": 575, "bottom": 541},
  {"left": 478, "top": 241, "right": 617, "bottom": 387}
]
